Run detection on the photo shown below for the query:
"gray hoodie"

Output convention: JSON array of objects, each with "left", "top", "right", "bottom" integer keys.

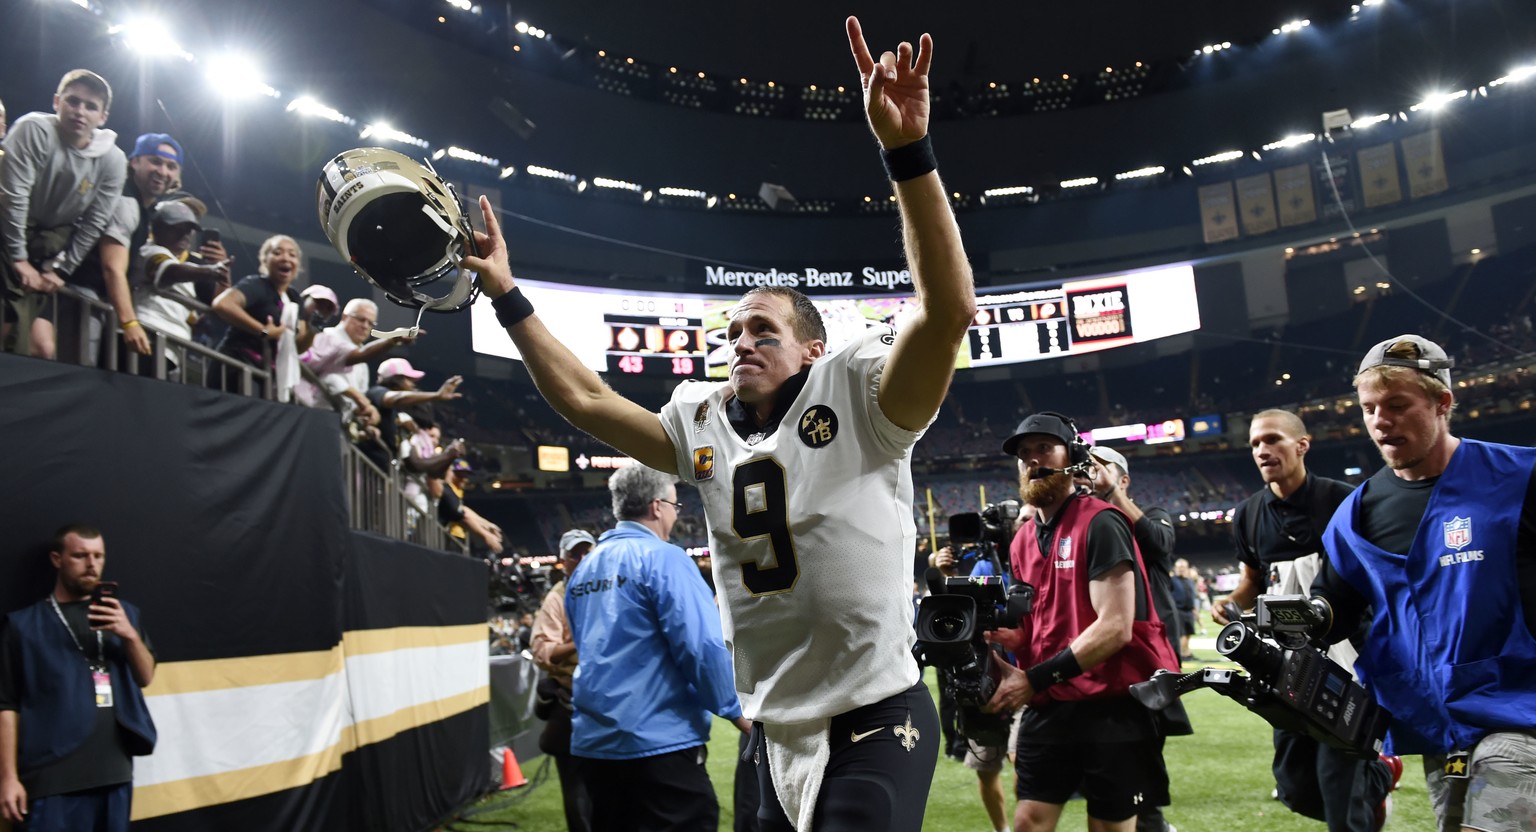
[{"left": 0, "top": 112, "right": 127, "bottom": 276}]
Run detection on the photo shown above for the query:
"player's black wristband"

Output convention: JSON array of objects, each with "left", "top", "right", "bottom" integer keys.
[
  {"left": 1025, "top": 647, "right": 1083, "bottom": 693},
  {"left": 880, "top": 135, "right": 937, "bottom": 182},
  {"left": 492, "top": 287, "right": 535, "bottom": 328}
]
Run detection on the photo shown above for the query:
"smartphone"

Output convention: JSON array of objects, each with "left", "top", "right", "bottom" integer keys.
[
  {"left": 91, "top": 581, "right": 119, "bottom": 605},
  {"left": 202, "top": 228, "right": 221, "bottom": 245}
]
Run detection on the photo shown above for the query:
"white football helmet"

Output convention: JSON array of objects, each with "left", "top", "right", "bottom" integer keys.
[{"left": 316, "top": 147, "right": 480, "bottom": 313}]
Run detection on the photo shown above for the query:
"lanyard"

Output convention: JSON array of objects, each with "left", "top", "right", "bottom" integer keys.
[{"left": 48, "top": 594, "right": 105, "bottom": 672}]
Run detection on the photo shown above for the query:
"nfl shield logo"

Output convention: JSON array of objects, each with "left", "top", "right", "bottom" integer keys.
[
  {"left": 1057, "top": 536, "right": 1073, "bottom": 560},
  {"left": 1443, "top": 516, "right": 1472, "bottom": 551}
]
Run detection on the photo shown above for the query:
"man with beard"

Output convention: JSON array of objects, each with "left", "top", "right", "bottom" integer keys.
[
  {"left": 985, "top": 413, "right": 1179, "bottom": 832},
  {"left": 68, "top": 133, "right": 229, "bottom": 363},
  {"left": 1213, "top": 409, "right": 1399, "bottom": 832},
  {"left": 0, "top": 524, "right": 157, "bottom": 830},
  {"left": 1311, "top": 335, "right": 1536, "bottom": 832}
]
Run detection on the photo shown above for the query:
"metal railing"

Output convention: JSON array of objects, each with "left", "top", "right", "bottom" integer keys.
[{"left": 21, "top": 284, "right": 466, "bottom": 555}]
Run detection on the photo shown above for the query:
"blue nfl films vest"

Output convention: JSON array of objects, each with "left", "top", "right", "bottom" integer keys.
[
  {"left": 1322, "top": 439, "right": 1536, "bottom": 754},
  {"left": 7, "top": 598, "right": 158, "bottom": 773}
]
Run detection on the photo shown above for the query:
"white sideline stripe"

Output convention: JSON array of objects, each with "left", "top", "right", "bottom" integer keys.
[{"left": 136, "top": 641, "right": 488, "bottom": 787}]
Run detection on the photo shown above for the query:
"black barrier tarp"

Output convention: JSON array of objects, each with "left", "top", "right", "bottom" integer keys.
[
  {"left": 0, "top": 355, "right": 488, "bottom": 832},
  {"left": 342, "top": 531, "right": 494, "bottom": 830}
]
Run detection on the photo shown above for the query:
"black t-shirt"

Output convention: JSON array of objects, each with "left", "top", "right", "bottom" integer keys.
[
  {"left": 1021, "top": 497, "right": 1158, "bottom": 741},
  {"left": 216, "top": 274, "right": 300, "bottom": 363},
  {"left": 1316, "top": 462, "right": 1536, "bottom": 641},
  {"left": 1233, "top": 473, "right": 1355, "bottom": 572},
  {"left": 0, "top": 600, "right": 153, "bottom": 797}
]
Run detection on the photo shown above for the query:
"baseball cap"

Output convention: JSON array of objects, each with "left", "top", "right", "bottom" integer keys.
[
  {"left": 378, "top": 357, "right": 426, "bottom": 380},
  {"left": 1002, "top": 412, "right": 1077, "bottom": 456},
  {"left": 150, "top": 200, "right": 200, "bottom": 228},
  {"left": 1358, "top": 334, "right": 1454, "bottom": 389},
  {"left": 131, "top": 132, "right": 183, "bottom": 163},
  {"left": 300, "top": 284, "right": 339, "bottom": 310},
  {"left": 559, "top": 529, "right": 596, "bottom": 557},
  {"left": 1089, "top": 445, "right": 1129, "bottom": 474},
  {"left": 451, "top": 459, "right": 472, "bottom": 473}
]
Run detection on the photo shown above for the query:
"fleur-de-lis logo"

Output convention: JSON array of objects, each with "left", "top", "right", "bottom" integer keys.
[{"left": 893, "top": 713, "right": 920, "bottom": 753}]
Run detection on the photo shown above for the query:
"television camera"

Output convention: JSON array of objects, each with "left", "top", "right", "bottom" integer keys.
[{"left": 1129, "top": 595, "right": 1390, "bottom": 759}]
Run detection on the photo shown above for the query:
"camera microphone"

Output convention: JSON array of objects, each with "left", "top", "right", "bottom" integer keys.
[
  {"left": 924, "top": 566, "right": 947, "bottom": 598},
  {"left": 1028, "top": 461, "right": 1092, "bottom": 480}
]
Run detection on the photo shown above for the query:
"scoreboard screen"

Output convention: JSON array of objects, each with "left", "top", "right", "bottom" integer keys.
[{"left": 471, "top": 263, "right": 1199, "bottom": 377}]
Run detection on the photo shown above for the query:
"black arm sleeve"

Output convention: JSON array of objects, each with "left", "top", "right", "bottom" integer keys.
[
  {"left": 1086, "top": 510, "right": 1149, "bottom": 621},
  {"left": 1232, "top": 501, "right": 1259, "bottom": 572},
  {"left": 1133, "top": 507, "right": 1177, "bottom": 573}
]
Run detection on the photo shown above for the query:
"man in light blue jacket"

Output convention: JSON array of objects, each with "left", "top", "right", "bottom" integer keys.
[{"left": 567, "top": 464, "right": 748, "bottom": 832}]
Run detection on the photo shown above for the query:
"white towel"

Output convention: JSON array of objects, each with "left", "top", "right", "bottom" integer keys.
[
  {"left": 764, "top": 719, "right": 831, "bottom": 832},
  {"left": 273, "top": 297, "right": 300, "bottom": 402}
]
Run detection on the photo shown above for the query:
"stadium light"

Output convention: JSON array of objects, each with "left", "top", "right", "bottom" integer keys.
[
  {"left": 1274, "top": 19, "right": 1311, "bottom": 35},
  {"left": 359, "top": 123, "right": 428, "bottom": 148},
  {"left": 1410, "top": 89, "right": 1467, "bottom": 112},
  {"left": 1192, "top": 150, "right": 1244, "bottom": 166},
  {"left": 1060, "top": 177, "right": 1099, "bottom": 189},
  {"left": 447, "top": 146, "right": 499, "bottom": 167},
  {"left": 204, "top": 53, "right": 279, "bottom": 99},
  {"left": 109, "top": 18, "right": 192, "bottom": 60},
  {"left": 286, "top": 96, "right": 355, "bottom": 125},
  {"left": 982, "top": 186, "right": 1035, "bottom": 197},
  {"left": 593, "top": 177, "right": 642, "bottom": 192},
  {"left": 1114, "top": 166, "right": 1166, "bottom": 181},
  {"left": 1261, "top": 133, "right": 1316, "bottom": 151},
  {"left": 1490, "top": 65, "right": 1536, "bottom": 87},
  {"left": 658, "top": 187, "right": 708, "bottom": 199},
  {"left": 526, "top": 164, "right": 577, "bottom": 182},
  {"left": 499, "top": 166, "right": 516, "bottom": 180},
  {"left": 1350, "top": 113, "right": 1390, "bottom": 129}
]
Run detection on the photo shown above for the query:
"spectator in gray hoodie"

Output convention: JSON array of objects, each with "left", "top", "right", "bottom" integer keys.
[{"left": 0, "top": 70, "right": 126, "bottom": 359}]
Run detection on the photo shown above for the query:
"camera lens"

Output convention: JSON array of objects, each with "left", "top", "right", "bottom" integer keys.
[
  {"left": 1216, "top": 621, "right": 1284, "bottom": 681},
  {"left": 931, "top": 612, "right": 966, "bottom": 640}
]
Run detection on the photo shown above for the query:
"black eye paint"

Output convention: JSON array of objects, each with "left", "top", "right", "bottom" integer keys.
[{"left": 755, "top": 338, "right": 781, "bottom": 348}]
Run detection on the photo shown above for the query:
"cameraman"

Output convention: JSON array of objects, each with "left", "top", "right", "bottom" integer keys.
[
  {"left": 1213, "top": 408, "right": 1398, "bottom": 832},
  {"left": 934, "top": 542, "right": 1016, "bottom": 832},
  {"left": 986, "top": 413, "right": 1180, "bottom": 832},
  {"left": 1313, "top": 336, "right": 1536, "bottom": 832}
]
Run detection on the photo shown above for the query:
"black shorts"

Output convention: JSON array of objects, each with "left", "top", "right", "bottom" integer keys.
[
  {"left": 1014, "top": 736, "right": 1170, "bottom": 822},
  {"left": 752, "top": 681, "right": 939, "bottom": 832}
]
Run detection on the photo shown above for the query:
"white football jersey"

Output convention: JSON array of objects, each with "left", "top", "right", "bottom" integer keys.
[{"left": 659, "top": 325, "right": 924, "bottom": 724}]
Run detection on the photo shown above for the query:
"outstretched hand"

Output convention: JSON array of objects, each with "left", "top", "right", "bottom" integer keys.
[
  {"left": 461, "top": 196, "right": 515, "bottom": 299},
  {"left": 846, "top": 17, "right": 933, "bottom": 150}
]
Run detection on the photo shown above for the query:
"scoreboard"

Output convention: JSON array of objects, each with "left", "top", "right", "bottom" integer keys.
[{"left": 471, "top": 263, "right": 1199, "bottom": 377}]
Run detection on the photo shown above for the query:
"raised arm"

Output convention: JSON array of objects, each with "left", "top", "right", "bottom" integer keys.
[
  {"left": 848, "top": 17, "right": 977, "bottom": 432},
  {"left": 461, "top": 197, "right": 678, "bottom": 474}
]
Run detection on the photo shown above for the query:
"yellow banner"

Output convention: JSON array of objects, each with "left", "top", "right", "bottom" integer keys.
[
  {"left": 1236, "top": 173, "right": 1278, "bottom": 236},
  {"left": 1357, "top": 142, "right": 1403, "bottom": 208},
  {"left": 1198, "top": 181, "right": 1240, "bottom": 244},
  {"left": 1401, "top": 129, "right": 1448, "bottom": 198},
  {"left": 1274, "top": 163, "right": 1318, "bottom": 227}
]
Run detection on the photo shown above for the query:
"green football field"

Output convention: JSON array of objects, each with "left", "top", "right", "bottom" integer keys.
[{"left": 455, "top": 626, "right": 1433, "bottom": 831}]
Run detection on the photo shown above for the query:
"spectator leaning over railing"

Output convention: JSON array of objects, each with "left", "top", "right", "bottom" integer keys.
[
  {"left": 1, "top": 70, "right": 125, "bottom": 360},
  {"left": 359, "top": 357, "right": 462, "bottom": 473},
  {"left": 129, "top": 200, "right": 230, "bottom": 380},
  {"left": 439, "top": 459, "right": 503, "bottom": 557},
  {"left": 295, "top": 297, "right": 412, "bottom": 432},
  {"left": 210, "top": 234, "right": 321, "bottom": 395}
]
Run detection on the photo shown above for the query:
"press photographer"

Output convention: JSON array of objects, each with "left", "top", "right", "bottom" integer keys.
[
  {"left": 1310, "top": 336, "right": 1536, "bottom": 832},
  {"left": 923, "top": 501, "right": 1026, "bottom": 832},
  {"left": 983, "top": 412, "right": 1180, "bottom": 832},
  {"left": 1213, "top": 408, "right": 1399, "bottom": 832}
]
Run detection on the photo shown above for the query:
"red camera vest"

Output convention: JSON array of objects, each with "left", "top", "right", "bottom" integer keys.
[{"left": 1010, "top": 495, "right": 1180, "bottom": 705}]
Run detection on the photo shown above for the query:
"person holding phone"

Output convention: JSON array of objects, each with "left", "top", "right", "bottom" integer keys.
[{"left": 0, "top": 524, "right": 157, "bottom": 830}]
